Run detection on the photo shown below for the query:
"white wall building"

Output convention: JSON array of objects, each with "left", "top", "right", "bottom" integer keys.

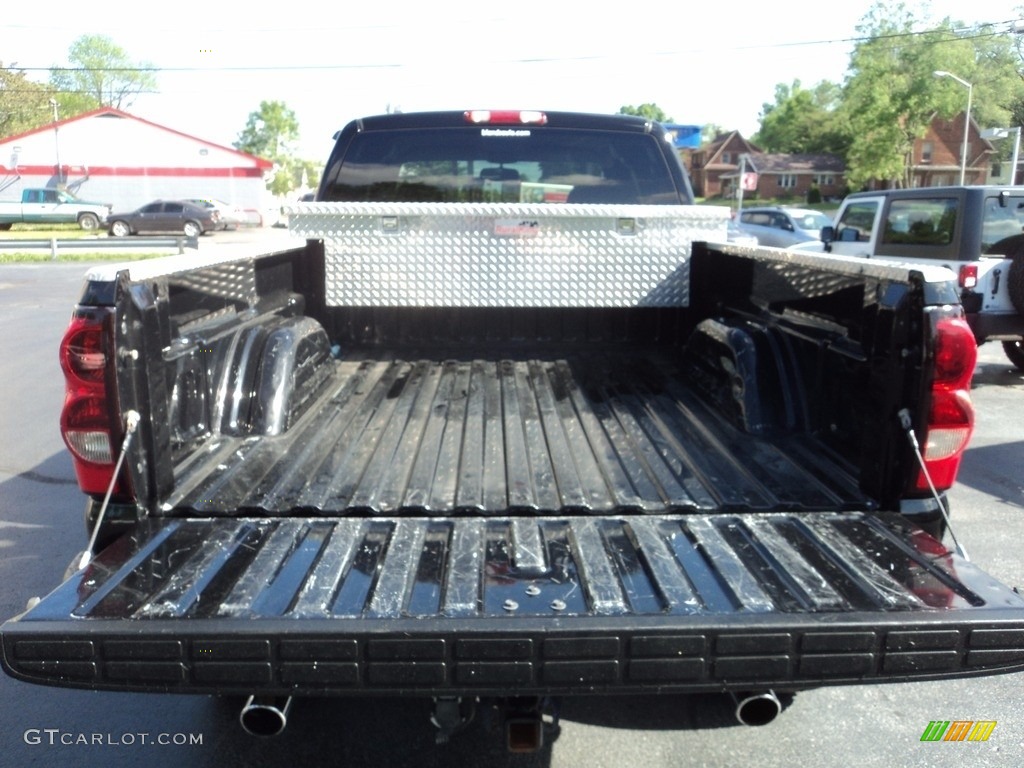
[{"left": 0, "top": 107, "right": 273, "bottom": 215}]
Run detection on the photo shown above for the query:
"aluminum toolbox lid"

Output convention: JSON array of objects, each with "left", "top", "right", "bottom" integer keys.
[{"left": 285, "top": 203, "right": 730, "bottom": 308}]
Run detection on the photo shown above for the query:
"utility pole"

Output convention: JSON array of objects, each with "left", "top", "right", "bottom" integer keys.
[
  {"left": 737, "top": 154, "right": 747, "bottom": 216},
  {"left": 48, "top": 98, "right": 62, "bottom": 186}
]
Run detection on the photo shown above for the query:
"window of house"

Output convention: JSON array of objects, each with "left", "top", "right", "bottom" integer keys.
[
  {"left": 777, "top": 174, "right": 797, "bottom": 188},
  {"left": 922, "top": 142, "right": 933, "bottom": 164},
  {"left": 814, "top": 174, "right": 834, "bottom": 186},
  {"left": 721, "top": 152, "right": 731, "bottom": 164}
]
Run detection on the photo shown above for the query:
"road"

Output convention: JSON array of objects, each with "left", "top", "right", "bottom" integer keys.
[{"left": 0, "top": 252, "right": 1022, "bottom": 768}]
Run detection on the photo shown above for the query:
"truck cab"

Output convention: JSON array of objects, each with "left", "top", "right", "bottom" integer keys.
[
  {"left": 815, "top": 187, "right": 1024, "bottom": 369},
  {"left": 0, "top": 188, "right": 111, "bottom": 230}
]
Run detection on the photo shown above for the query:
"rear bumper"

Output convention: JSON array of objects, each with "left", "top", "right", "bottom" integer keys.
[
  {"left": 4, "top": 513, "right": 1024, "bottom": 696},
  {"left": 6, "top": 615, "right": 1024, "bottom": 697},
  {"left": 965, "top": 309, "right": 1024, "bottom": 343}
]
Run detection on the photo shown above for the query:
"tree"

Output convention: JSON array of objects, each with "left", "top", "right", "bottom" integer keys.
[
  {"left": 753, "top": 80, "right": 848, "bottom": 155},
  {"left": 618, "top": 104, "right": 673, "bottom": 122},
  {"left": 700, "top": 123, "right": 727, "bottom": 145},
  {"left": 49, "top": 35, "right": 157, "bottom": 115},
  {"left": 234, "top": 101, "right": 302, "bottom": 196},
  {"left": 0, "top": 63, "right": 55, "bottom": 138},
  {"left": 840, "top": 2, "right": 1024, "bottom": 188}
]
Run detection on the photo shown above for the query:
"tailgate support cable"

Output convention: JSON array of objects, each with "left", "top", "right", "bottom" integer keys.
[
  {"left": 898, "top": 408, "right": 969, "bottom": 561},
  {"left": 78, "top": 410, "right": 141, "bottom": 571}
]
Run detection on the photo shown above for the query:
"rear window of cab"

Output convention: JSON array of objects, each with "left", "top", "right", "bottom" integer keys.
[{"left": 323, "top": 127, "right": 680, "bottom": 204}]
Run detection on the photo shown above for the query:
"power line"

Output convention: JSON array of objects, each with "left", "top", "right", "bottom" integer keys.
[{"left": 2, "top": 19, "right": 1019, "bottom": 74}]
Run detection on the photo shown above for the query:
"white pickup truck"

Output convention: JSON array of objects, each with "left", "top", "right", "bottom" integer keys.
[
  {"left": 806, "top": 186, "right": 1024, "bottom": 370},
  {"left": 0, "top": 187, "right": 111, "bottom": 230}
]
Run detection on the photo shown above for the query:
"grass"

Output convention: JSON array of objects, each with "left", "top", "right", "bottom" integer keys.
[
  {"left": 0, "top": 252, "right": 169, "bottom": 264},
  {"left": 0, "top": 223, "right": 106, "bottom": 239},
  {"left": 0, "top": 223, "right": 186, "bottom": 262}
]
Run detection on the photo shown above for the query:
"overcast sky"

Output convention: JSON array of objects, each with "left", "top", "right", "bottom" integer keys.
[{"left": 4, "top": 0, "right": 1024, "bottom": 160}]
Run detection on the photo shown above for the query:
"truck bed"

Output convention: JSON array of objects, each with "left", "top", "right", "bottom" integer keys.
[
  {"left": 167, "top": 348, "right": 867, "bottom": 516},
  {"left": 13, "top": 212, "right": 1024, "bottom": 700}
]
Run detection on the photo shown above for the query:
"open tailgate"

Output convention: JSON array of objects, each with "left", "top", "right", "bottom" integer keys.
[{"left": 4, "top": 512, "right": 1024, "bottom": 696}]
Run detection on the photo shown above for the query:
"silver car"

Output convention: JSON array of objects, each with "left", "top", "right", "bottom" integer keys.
[{"left": 737, "top": 207, "right": 832, "bottom": 248}]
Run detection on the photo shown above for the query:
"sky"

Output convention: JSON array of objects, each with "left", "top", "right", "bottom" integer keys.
[{"left": 4, "top": 0, "right": 1024, "bottom": 162}]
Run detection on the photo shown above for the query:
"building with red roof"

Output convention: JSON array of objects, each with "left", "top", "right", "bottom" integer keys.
[{"left": 0, "top": 107, "right": 273, "bottom": 212}]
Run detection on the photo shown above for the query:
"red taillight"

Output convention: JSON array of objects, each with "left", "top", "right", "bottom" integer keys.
[
  {"left": 915, "top": 317, "right": 976, "bottom": 492},
  {"left": 59, "top": 309, "right": 129, "bottom": 497},
  {"left": 61, "top": 322, "right": 108, "bottom": 383},
  {"left": 932, "top": 317, "right": 977, "bottom": 390},
  {"left": 464, "top": 110, "right": 548, "bottom": 125},
  {"left": 958, "top": 265, "right": 978, "bottom": 290}
]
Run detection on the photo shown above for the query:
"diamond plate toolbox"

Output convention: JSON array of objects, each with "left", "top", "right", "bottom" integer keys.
[{"left": 285, "top": 203, "right": 730, "bottom": 308}]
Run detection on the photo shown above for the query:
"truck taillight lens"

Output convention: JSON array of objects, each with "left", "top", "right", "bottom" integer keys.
[
  {"left": 932, "top": 317, "right": 977, "bottom": 390},
  {"left": 958, "top": 265, "right": 978, "bottom": 290},
  {"left": 916, "top": 317, "right": 976, "bottom": 492},
  {"left": 59, "top": 308, "right": 129, "bottom": 497}
]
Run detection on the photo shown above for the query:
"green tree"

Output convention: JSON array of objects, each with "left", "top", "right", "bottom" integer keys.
[
  {"left": 234, "top": 101, "right": 302, "bottom": 196},
  {"left": 699, "top": 123, "right": 729, "bottom": 145},
  {"left": 0, "top": 63, "right": 56, "bottom": 138},
  {"left": 49, "top": 35, "right": 157, "bottom": 115},
  {"left": 618, "top": 103, "right": 673, "bottom": 122},
  {"left": 753, "top": 80, "right": 848, "bottom": 155},
  {"left": 841, "top": 2, "right": 1024, "bottom": 188},
  {"left": 291, "top": 159, "right": 323, "bottom": 192}
]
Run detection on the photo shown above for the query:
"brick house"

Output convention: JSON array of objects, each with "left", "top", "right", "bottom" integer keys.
[
  {"left": 688, "top": 131, "right": 760, "bottom": 198},
  {"left": 688, "top": 131, "right": 845, "bottom": 200},
  {"left": 909, "top": 112, "right": 994, "bottom": 187},
  {"left": 738, "top": 153, "right": 846, "bottom": 200}
]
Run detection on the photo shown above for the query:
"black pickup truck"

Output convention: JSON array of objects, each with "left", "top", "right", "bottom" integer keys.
[{"left": 3, "top": 111, "right": 1024, "bottom": 749}]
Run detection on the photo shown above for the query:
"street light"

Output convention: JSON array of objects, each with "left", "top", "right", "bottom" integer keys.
[
  {"left": 933, "top": 70, "right": 973, "bottom": 185},
  {"left": 48, "top": 98, "right": 62, "bottom": 185}
]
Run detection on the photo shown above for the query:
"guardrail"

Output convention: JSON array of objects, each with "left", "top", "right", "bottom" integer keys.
[{"left": 0, "top": 236, "right": 199, "bottom": 258}]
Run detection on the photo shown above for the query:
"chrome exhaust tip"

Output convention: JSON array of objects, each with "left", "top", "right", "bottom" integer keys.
[
  {"left": 239, "top": 695, "right": 293, "bottom": 737},
  {"left": 734, "top": 690, "right": 782, "bottom": 726}
]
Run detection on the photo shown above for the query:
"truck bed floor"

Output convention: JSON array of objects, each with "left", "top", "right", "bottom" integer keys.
[{"left": 170, "top": 349, "right": 867, "bottom": 515}]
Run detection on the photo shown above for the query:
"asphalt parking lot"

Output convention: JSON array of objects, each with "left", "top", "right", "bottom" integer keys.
[{"left": 0, "top": 258, "right": 1022, "bottom": 768}]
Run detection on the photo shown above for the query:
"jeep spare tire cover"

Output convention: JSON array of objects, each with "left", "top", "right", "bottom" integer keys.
[
  {"left": 1011, "top": 251, "right": 1024, "bottom": 315},
  {"left": 990, "top": 236, "right": 1024, "bottom": 315}
]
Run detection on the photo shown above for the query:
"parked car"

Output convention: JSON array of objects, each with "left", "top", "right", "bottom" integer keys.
[
  {"left": 184, "top": 198, "right": 247, "bottom": 230},
  {"left": 107, "top": 200, "right": 220, "bottom": 237},
  {"left": 807, "top": 186, "right": 1024, "bottom": 370},
  {"left": 0, "top": 188, "right": 111, "bottom": 230},
  {"left": 737, "top": 206, "right": 832, "bottom": 248},
  {"left": 726, "top": 218, "right": 759, "bottom": 246}
]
